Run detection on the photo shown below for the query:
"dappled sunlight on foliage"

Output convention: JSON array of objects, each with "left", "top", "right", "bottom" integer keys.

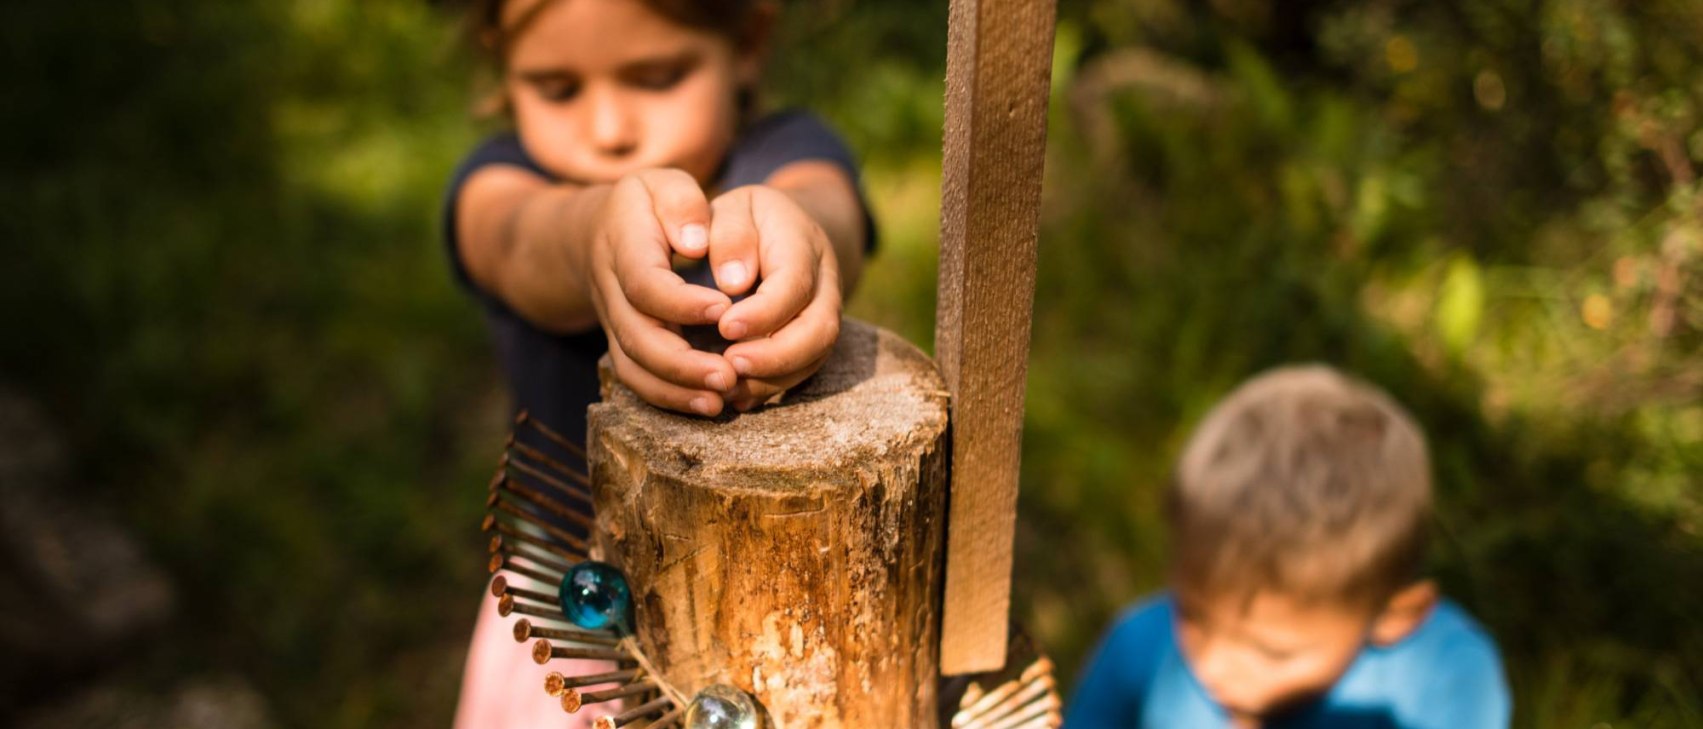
[
  {"left": 1, "top": 1, "right": 1697, "bottom": 727},
  {"left": 1019, "top": 1, "right": 1703, "bottom": 727}
]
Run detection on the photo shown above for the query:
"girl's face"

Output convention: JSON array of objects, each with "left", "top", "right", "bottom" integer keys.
[{"left": 501, "top": 0, "right": 756, "bottom": 185}]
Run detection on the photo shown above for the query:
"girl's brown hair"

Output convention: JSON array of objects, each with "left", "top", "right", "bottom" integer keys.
[{"left": 465, "top": 0, "right": 765, "bottom": 116}]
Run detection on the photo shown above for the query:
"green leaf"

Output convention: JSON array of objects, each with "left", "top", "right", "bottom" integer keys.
[{"left": 1435, "top": 254, "right": 1485, "bottom": 356}]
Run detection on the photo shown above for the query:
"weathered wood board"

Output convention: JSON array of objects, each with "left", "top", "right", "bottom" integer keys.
[{"left": 935, "top": 0, "right": 1059, "bottom": 675}]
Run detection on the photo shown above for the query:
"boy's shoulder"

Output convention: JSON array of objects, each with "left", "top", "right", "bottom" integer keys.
[
  {"left": 1327, "top": 597, "right": 1510, "bottom": 728},
  {"left": 1360, "top": 597, "right": 1503, "bottom": 674},
  {"left": 1066, "top": 593, "right": 1228, "bottom": 728},
  {"left": 1103, "top": 594, "right": 1178, "bottom": 651},
  {"left": 1079, "top": 594, "right": 1185, "bottom": 696}
]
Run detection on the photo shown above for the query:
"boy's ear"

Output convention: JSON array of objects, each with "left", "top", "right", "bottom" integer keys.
[
  {"left": 735, "top": 0, "right": 780, "bottom": 84},
  {"left": 1368, "top": 580, "right": 1438, "bottom": 646}
]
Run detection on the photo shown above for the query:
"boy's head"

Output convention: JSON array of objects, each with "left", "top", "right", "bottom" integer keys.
[
  {"left": 1166, "top": 365, "right": 1438, "bottom": 721},
  {"left": 467, "top": 0, "right": 775, "bottom": 185}
]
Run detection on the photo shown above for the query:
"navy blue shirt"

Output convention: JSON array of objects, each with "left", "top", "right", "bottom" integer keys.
[
  {"left": 442, "top": 111, "right": 874, "bottom": 473},
  {"left": 1067, "top": 594, "right": 1511, "bottom": 729}
]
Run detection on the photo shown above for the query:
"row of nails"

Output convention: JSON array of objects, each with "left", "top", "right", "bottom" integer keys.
[
  {"left": 514, "top": 410, "right": 590, "bottom": 463},
  {"left": 484, "top": 495, "right": 591, "bottom": 555},
  {"left": 543, "top": 667, "right": 680, "bottom": 728},
  {"left": 593, "top": 696, "right": 677, "bottom": 729},
  {"left": 487, "top": 521, "right": 582, "bottom": 567},
  {"left": 488, "top": 571, "right": 623, "bottom": 647},
  {"left": 489, "top": 550, "right": 561, "bottom": 585},
  {"left": 560, "top": 678, "right": 659, "bottom": 713},
  {"left": 489, "top": 574, "right": 558, "bottom": 605},
  {"left": 487, "top": 550, "right": 616, "bottom": 646},
  {"left": 954, "top": 658, "right": 1061, "bottom": 729},
  {"left": 498, "top": 411, "right": 594, "bottom": 496},
  {"left": 489, "top": 470, "right": 595, "bottom": 541},
  {"left": 531, "top": 637, "right": 634, "bottom": 665},
  {"left": 501, "top": 452, "right": 594, "bottom": 516},
  {"left": 513, "top": 617, "right": 621, "bottom": 647},
  {"left": 506, "top": 442, "right": 594, "bottom": 504},
  {"left": 490, "top": 411, "right": 597, "bottom": 556},
  {"left": 508, "top": 412, "right": 678, "bottom": 729},
  {"left": 493, "top": 594, "right": 621, "bottom": 647},
  {"left": 956, "top": 657, "right": 1052, "bottom": 714}
]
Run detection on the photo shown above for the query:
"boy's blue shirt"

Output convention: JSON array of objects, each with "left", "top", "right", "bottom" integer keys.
[{"left": 1067, "top": 594, "right": 1510, "bottom": 729}]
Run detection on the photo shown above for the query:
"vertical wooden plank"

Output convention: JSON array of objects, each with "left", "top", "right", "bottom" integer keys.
[{"left": 935, "top": 0, "right": 1058, "bottom": 675}]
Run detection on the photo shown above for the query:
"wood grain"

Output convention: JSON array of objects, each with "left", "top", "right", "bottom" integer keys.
[
  {"left": 589, "top": 319, "right": 951, "bottom": 728},
  {"left": 935, "top": 0, "right": 1058, "bottom": 675}
]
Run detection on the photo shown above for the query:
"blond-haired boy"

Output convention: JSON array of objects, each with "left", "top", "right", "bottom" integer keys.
[{"left": 1067, "top": 365, "right": 1509, "bottom": 728}]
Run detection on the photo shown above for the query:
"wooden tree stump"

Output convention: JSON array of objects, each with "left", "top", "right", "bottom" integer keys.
[{"left": 587, "top": 318, "right": 950, "bottom": 729}]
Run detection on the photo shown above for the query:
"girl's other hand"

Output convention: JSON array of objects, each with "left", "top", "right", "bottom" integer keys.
[
  {"left": 706, "top": 185, "right": 843, "bottom": 411},
  {"left": 588, "top": 169, "right": 739, "bottom": 417}
]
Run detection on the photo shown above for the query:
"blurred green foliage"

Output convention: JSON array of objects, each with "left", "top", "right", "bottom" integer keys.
[
  {"left": 1017, "top": 2, "right": 1703, "bottom": 727},
  {"left": 1, "top": 1, "right": 494, "bottom": 724},
  {"left": 1, "top": 0, "right": 1698, "bottom": 727}
]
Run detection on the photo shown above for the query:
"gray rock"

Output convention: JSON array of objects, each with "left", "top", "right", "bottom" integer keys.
[
  {"left": 16, "top": 678, "right": 275, "bottom": 729},
  {"left": 0, "top": 388, "right": 174, "bottom": 678}
]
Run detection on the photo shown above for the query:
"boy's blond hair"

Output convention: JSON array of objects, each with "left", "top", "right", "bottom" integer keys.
[{"left": 1167, "top": 365, "right": 1432, "bottom": 611}]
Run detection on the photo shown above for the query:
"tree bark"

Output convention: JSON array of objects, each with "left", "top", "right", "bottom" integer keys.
[{"left": 587, "top": 318, "right": 949, "bottom": 729}]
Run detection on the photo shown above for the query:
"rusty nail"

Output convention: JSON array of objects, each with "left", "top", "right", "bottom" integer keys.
[
  {"left": 492, "top": 575, "right": 562, "bottom": 606},
  {"left": 516, "top": 411, "right": 590, "bottom": 461},
  {"left": 510, "top": 439, "right": 595, "bottom": 491},
  {"left": 494, "top": 469, "right": 595, "bottom": 529},
  {"left": 486, "top": 526, "right": 583, "bottom": 565},
  {"left": 490, "top": 500, "right": 590, "bottom": 553},
  {"left": 532, "top": 639, "right": 629, "bottom": 664},
  {"left": 646, "top": 705, "right": 686, "bottom": 729},
  {"left": 490, "top": 552, "right": 564, "bottom": 584},
  {"left": 513, "top": 618, "right": 621, "bottom": 647},
  {"left": 545, "top": 667, "right": 642, "bottom": 696},
  {"left": 592, "top": 695, "right": 674, "bottom": 728}
]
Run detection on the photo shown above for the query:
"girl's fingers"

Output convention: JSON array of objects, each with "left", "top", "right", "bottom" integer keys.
[
  {"left": 722, "top": 287, "right": 841, "bottom": 381},
  {"left": 707, "top": 190, "right": 760, "bottom": 297},
  {"left": 599, "top": 275, "right": 737, "bottom": 394},
  {"left": 602, "top": 176, "right": 728, "bottom": 324},
  {"left": 633, "top": 168, "right": 712, "bottom": 259},
  {"left": 726, "top": 350, "right": 833, "bottom": 411},
  {"left": 720, "top": 193, "right": 832, "bottom": 341},
  {"left": 618, "top": 253, "right": 731, "bottom": 325},
  {"left": 606, "top": 335, "right": 726, "bottom": 417},
  {"left": 720, "top": 254, "right": 814, "bottom": 341}
]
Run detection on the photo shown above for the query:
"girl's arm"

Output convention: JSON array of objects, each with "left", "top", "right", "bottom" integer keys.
[
  {"left": 455, "top": 166, "right": 741, "bottom": 416},
  {"left": 453, "top": 165, "right": 605, "bottom": 333}
]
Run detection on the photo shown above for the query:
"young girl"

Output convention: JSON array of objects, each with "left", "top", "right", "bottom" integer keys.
[{"left": 444, "top": 0, "right": 873, "bottom": 724}]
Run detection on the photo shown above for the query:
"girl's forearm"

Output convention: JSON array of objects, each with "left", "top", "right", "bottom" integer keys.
[{"left": 488, "top": 183, "right": 613, "bottom": 334}]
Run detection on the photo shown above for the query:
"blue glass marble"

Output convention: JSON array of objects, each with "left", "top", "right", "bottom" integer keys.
[
  {"left": 684, "top": 684, "right": 758, "bottom": 729},
  {"left": 557, "top": 560, "right": 632, "bottom": 634}
]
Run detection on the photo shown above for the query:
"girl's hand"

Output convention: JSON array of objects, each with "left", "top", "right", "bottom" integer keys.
[
  {"left": 587, "top": 169, "right": 739, "bottom": 417},
  {"left": 705, "top": 185, "right": 844, "bottom": 411}
]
